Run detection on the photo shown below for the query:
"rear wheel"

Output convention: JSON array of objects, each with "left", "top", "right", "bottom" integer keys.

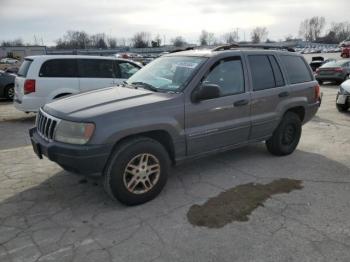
[
  {"left": 336, "top": 103, "right": 349, "bottom": 112},
  {"left": 4, "top": 85, "right": 14, "bottom": 100},
  {"left": 103, "top": 137, "right": 170, "bottom": 205},
  {"left": 266, "top": 112, "right": 302, "bottom": 156}
]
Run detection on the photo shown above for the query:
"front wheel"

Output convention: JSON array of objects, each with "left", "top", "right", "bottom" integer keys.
[
  {"left": 103, "top": 137, "right": 170, "bottom": 205},
  {"left": 266, "top": 112, "right": 302, "bottom": 156},
  {"left": 336, "top": 103, "right": 349, "bottom": 112}
]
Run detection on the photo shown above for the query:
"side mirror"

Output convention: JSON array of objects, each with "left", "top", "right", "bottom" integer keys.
[{"left": 192, "top": 83, "right": 221, "bottom": 102}]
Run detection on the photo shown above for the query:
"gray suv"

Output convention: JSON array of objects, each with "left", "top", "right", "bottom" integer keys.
[{"left": 30, "top": 47, "right": 321, "bottom": 205}]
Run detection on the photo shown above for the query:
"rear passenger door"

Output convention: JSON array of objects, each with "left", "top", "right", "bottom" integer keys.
[
  {"left": 78, "top": 59, "right": 116, "bottom": 92},
  {"left": 248, "top": 54, "right": 289, "bottom": 140}
]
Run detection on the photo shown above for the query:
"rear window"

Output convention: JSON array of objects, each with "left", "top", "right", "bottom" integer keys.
[
  {"left": 321, "top": 61, "right": 346, "bottom": 68},
  {"left": 17, "top": 59, "right": 33, "bottom": 77},
  {"left": 280, "top": 55, "right": 312, "bottom": 84},
  {"left": 78, "top": 59, "right": 115, "bottom": 78},
  {"left": 39, "top": 59, "right": 78, "bottom": 77}
]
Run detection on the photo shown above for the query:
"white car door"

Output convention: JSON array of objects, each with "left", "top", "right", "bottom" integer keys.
[{"left": 78, "top": 59, "right": 116, "bottom": 93}]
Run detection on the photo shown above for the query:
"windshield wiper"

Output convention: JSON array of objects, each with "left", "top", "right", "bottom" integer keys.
[{"left": 130, "top": 82, "right": 158, "bottom": 92}]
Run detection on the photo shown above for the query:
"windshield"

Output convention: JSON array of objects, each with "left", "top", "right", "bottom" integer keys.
[{"left": 126, "top": 56, "right": 206, "bottom": 92}]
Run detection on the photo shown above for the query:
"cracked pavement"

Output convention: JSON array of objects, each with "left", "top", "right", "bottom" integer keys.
[{"left": 0, "top": 84, "right": 350, "bottom": 262}]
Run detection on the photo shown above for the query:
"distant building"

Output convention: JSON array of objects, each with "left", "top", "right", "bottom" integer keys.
[{"left": 0, "top": 46, "right": 47, "bottom": 60}]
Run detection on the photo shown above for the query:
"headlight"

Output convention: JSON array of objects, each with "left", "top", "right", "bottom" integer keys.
[{"left": 54, "top": 120, "right": 95, "bottom": 145}]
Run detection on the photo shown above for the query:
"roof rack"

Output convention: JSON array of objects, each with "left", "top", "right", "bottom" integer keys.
[
  {"left": 212, "top": 44, "right": 295, "bottom": 52},
  {"left": 169, "top": 47, "right": 195, "bottom": 53}
]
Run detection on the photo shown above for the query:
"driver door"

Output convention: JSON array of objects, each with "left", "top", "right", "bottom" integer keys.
[{"left": 185, "top": 56, "right": 251, "bottom": 156}]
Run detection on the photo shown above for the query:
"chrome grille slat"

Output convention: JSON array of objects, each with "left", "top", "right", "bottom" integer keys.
[{"left": 36, "top": 109, "right": 60, "bottom": 141}]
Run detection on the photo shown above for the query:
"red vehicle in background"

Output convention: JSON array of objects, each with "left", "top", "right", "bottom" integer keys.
[
  {"left": 341, "top": 46, "right": 350, "bottom": 58},
  {"left": 340, "top": 40, "right": 350, "bottom": 58}
]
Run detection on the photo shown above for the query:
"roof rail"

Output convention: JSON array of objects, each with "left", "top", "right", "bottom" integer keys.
[
  {"left": 169, "top": 47, "right": 195, "bottom": 53},
  {"left": 212, "top": 44, "right": 295, "bottom": 52}
]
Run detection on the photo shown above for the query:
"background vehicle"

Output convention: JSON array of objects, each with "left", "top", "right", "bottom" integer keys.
[
  {"left": 29, "top": 46, "right": 321, "bottom": 205},
  {"left": 14, "top": 55, "right": 141, "bottom": 112},
  {"left": 309, "top": 57, "right": 336, "bottom": 72},
  {"left": 341, "top": 45, "right": 350, "bottom": 58},
  {"left": 315, "top": 59, "right": 350, "bottom": 85},
  {"left": 0, "top": 70, "right": 16, "bottom": 99},
  {"left": 0, "top": 58, "right": 19, "bottom": 64},
  {"left": 336, "top": 79, "right": 350, "bottom": 112}
]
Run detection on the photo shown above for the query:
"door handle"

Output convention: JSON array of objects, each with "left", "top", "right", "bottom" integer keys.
[
  {"left": 234, "top": 99, "right": 249, "bottom": 107},
  {"left": 278, "top": 91, "right": 289, "bottom": 98}
]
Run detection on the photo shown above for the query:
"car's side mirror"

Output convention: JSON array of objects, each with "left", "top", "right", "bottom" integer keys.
[{"left": 192, "top": 83, "right": 221, "bottom": 102}]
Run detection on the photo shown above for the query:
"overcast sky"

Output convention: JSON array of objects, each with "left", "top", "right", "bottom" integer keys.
[{"left": 0, "top": 0, "right": 349, "bottom": 45}]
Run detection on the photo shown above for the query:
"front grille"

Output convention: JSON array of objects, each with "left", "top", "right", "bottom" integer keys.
[{"left": 36, "top": 109, "right": 60, "bottom": 141}]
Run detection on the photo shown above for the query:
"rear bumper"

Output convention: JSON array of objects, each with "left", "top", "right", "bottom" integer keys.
[
  {"left": 14, "top": 96, "right": 46, "bottom": 112},
  {"left": 304, "top": 99, "right": 321, "bottom": 124},
  {"left": 29, "top": 127, "right": 113, "bottom": 174},
  {"left": 315, "top": 75, "right": 345, "bottom": 82},
  {"left": 336, "top": 92, "right": 350, "bottom": 105}
]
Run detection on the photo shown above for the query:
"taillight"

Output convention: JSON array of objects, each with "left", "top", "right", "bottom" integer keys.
[
  {"left": 314, "top": 84, "right": 321, "bottom": 101},
  {"left": 24, "top": 79, "right": 35, "bottom": 94},
  {"left": 334, "top": 67, "right": 343, "bottom": 73}
]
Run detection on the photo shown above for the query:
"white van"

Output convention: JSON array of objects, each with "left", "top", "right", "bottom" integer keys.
[{"left": 14, "top": 55, "right": 141, "bottom": 112}]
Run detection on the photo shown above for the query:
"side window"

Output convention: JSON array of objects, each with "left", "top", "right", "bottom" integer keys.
[
  {"left": 248, "top": 55, "right": 275, "bottom": 91},
  {"left": 78, "top": 59, "right": 115, "bottom": 78},
  {"left": 117, "top": 62, "right": 140, "bottom": 79},
  {"left": 39, "top": 59, "right": 78, "bottom": 77},
  {"left": 203, "top": 57, "right": 244, "bottom": 96},
  {"left": 268, "top": 55, "right": 285, "bottom": 87},
  {"left": 280, "top": 55, "right": 313, "bottom": 84}
]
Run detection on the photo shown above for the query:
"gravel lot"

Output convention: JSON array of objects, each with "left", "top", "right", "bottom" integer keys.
[{"left": 0, "top": 81, "right": 350, "bottom": 261}]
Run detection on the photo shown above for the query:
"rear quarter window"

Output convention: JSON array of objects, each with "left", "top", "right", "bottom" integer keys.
[
  {"left": 280, "top": 55, "right": 313, "bottom": 84},
  {"left": 39, "top": 59, "right": 78, "bottom": 77},
  {"left": 17, "top": 59, "right": 33, "bottom": 77}
]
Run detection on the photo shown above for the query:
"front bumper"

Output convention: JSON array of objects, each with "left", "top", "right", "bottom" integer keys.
[{"left": 29, "top": 127, "right": 113, "bottom": 174}]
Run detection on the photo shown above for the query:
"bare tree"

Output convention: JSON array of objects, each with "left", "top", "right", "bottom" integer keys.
[
  {"left": 299, "top": 16, "right": 326, "bottom": 41},
  {"left": 199, "top": 30, "right": 209, "bottom": 46},
  {"left": 171, "top": 36, "right": 186, "bottom": 47},
  {"left": 107, "top": 37, "right": 117, "bottom": 48},
  {"left": 132, "top": 32, "right": 150, "bottom": 48},
  {"left": 151, "top": 34, "right": 162, "bottom": 47},
  {"left": 223, "top": 31, "right": 239, "bottom": 44},
  {"left": 56, "top": 30, "right": 90, "bottom": 49},
  {"left": 90, "top": 33, "right": 107, "bottom": 49},
  {"left": 328, "top": 22, "right": 350, "bottom": 43},
  {"left": 1, "top": 38, "right": 24, "bottom": 47},
  {"left": 251, "top": 27, "right": 268, "bottom": 43}
]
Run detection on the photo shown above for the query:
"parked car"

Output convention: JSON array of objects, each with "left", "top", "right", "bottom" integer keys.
[
  {"left": 0, "top": 58, "right": 19, "bottom": 64},
  {"left": 336, "top": 79, "right": 350, "bottom": 112},
  {"left": 29, "top": 47, "right": 321, "bottom": 205},
  {"left": 0, "top": 70, "right": 16, "bottom": 99},
  {"left": 309, "top": 57, "right": 336, "bottom": 72},
  {"left": 14, "top": 55, "right": 141, "bottom": 112},
  {"left": 341, "top": 45, "right": 350, "bottom": 58},
  {"left": 315, "top": 59, "right": 350, "bottom": 85}
]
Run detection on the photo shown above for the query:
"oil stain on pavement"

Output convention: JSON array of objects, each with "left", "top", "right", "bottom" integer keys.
[{"left": 187, "top": 178, "right": 303, "bottom": 228}]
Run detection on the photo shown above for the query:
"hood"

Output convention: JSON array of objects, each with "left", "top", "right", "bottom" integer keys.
[{"left": 44, "top": 86, "right": 177, "bottom": 120}]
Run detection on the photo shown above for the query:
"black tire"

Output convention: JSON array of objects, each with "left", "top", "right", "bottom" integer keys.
[
  {"left": 103, "top": 137, "right": 170, "bottom": 205},
  {"left": 4, "top": 85, "right": 14, "bottom": 100},
  {"left": 336, "top": 103, "right": 349, "bottom": 112},
  {"left": 266, "top": 112, "right": 302, "bottom": 156}
]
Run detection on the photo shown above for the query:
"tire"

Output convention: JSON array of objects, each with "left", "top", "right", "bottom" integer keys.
[
  {"left": 266, "top": 112, "right": 302, "bottom": 156},
  {"left": 317, "top": 80, "right": 323, "bottom": 85},
  {"left": 103, "top": 137, "right": 170, "bottom": 205},
  {"left": 4, "top": 85, "right": 14, "bottom": 100},
  {"left": 336, "top": 103, "right": 349, "bottom": 112}
]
